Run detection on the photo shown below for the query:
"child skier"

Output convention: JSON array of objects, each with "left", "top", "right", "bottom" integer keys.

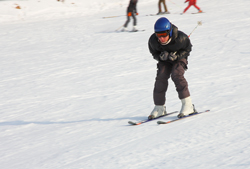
[
  {"left": 183, "top": 0, "right": 202, "bottom": 14},
  {"left": 148, "top": 17, "right": 197, "bottom": 119}
]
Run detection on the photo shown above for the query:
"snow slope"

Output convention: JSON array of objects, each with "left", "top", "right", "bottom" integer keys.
[{"left": 1, "top": 0, "right": 250, "bottom": 168}]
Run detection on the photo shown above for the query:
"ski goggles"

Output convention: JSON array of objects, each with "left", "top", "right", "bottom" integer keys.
[{"left": 155, "top": 32, "right": 169, "bottom": 38}]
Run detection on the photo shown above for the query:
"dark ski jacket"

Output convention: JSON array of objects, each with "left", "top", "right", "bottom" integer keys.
[
  {"left": 127, "top": 0, "right": 138, "bottom": 13},
  {"left": 148, "top": 24, "right": 192, "bottom": 62}
]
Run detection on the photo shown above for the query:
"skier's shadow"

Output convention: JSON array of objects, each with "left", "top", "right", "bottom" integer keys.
[{"left": 0, "top": 116, "right": 144, "bottom": 126}]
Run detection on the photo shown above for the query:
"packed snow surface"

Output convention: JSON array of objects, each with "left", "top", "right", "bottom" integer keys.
[{"left": 1, "top": 0, "right": 250, "bottom": 168}]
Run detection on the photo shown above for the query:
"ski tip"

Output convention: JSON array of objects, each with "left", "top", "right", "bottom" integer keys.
[
  {"left": 128, "top": 121, "right": 140, "bottom": 125},
  {"left": 157, "top": 121, "right": 167, "bottom": 124},
  {"left": 128, "top": 121, "right": 136, "bottom": 125}
]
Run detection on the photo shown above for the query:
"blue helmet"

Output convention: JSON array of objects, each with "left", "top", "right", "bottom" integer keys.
[{"left": 154, "top": 17, "right": 173, "bottom": 37}]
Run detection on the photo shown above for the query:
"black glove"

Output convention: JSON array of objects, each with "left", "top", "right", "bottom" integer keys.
[
  {"left": 159, "top": 51, "right": 169, "bottom": 61},
  {"left": 168, "top": 52, "right": 179, "bottom": 61}
]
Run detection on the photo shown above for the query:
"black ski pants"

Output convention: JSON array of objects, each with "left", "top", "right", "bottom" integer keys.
[
  {"left": 153, "top": 59, "right": 190, "bottom": 105},
  {"left": 124, "top": 12, "right": 137, "bottom": 27}
]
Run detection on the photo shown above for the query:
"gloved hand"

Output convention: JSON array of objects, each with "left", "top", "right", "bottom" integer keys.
[
  {"left": 136, "top": 13, "right": 139, "bottom": 15},
  {"left": 184, "top": 0, "right": 189, "bottom": 3},
  {"left": 128, "top": 12, "right": 132, "bottom": 16},
  {"left": 159, "top": 51, "right": 169, "bottom": 61},
  {"left": 168, "top": 52, "right": 179, "bottom": 61}
]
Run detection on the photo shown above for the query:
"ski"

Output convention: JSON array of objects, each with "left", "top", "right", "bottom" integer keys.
[
  {"left": 191, "top": 12, "right": 205, "bottom": 14},
  {"left": 129, "top": 30, "right": 145, "bottom": 32},
  {"left": 147, "top": 12, "right": 170, "bottom": 16},
  {"left": 157, "top": 110, "right": 210, "bottom": 124},
  {"left": 116, "top": 30, "right": 145, "bottom": 33},
  {"left": 103, "top": 15, "right": 124, "bottom": 19},
  {"left": 128, "top": 111, "right": 178, "bottom": 125}
]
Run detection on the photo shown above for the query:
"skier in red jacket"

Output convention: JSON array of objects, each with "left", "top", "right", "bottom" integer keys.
[{"left": 183, "top": 0, "right": 202, "bottom": 14}]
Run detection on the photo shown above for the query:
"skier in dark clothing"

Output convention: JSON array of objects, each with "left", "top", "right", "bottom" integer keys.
[
  {"left": 148, "top": 17, "right": 197, "bottom": 119},
  {"left": 122, "top": 0, "right": 138, "bottom": 32}
]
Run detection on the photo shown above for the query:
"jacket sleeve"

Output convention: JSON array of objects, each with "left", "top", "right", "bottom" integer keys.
[
  {"left": 148, "top": 36, "right": 161, "bottom": 61},
  {"left": 128, "top": 0, "right": 137, "bottom": 13},
  {"left": 176, "top": 33, "right": 192, "bottom": 60},
  {"left": 133, "top": 0, "right": 137, "bottom": 13}
]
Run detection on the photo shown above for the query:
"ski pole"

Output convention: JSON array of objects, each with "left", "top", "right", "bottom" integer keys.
[
  {"left": 103, "top": 15, "right": 125, "bottom": 19},
  {"left": 188, "top": 21, "right": 202, "bottom": 37},
  {"left": 167, "top": 0, "right": 182, "bottom": 8},
  {"left": 115, "top": 25, "right": 124, "bottom": 32}
]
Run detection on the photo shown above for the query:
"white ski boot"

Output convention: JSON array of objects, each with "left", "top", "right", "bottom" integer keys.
[
  {"left": 164, "top": 11, "right": 170, "bottom": 14},
  {"left": 177, "top": 96, "right": 197, "bottom": 118},
  {"left": 157, "top": 12, "right": 163, "bottom": 15},
  {"left": 121, "top": 26, "right": 128, "bottom": 32},
  {"left": 148, "top": 105, "right": 166, "bottom": 119},
  {"left": 132, "top": 26, "right": 138, "bottom": 32}
]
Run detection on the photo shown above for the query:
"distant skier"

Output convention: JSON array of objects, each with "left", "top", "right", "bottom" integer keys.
[
  {"left": 157, "top": 0, "right": 170, "bottom": 15},
  {"left": 148, "top": 17, "right": 197, "bottom": 119},
  {"left": 122, "top": 0, "right": 138, "bottom": 32},
  {"left": 183, "top": 0, "right": 202, "bottom": 14}
]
